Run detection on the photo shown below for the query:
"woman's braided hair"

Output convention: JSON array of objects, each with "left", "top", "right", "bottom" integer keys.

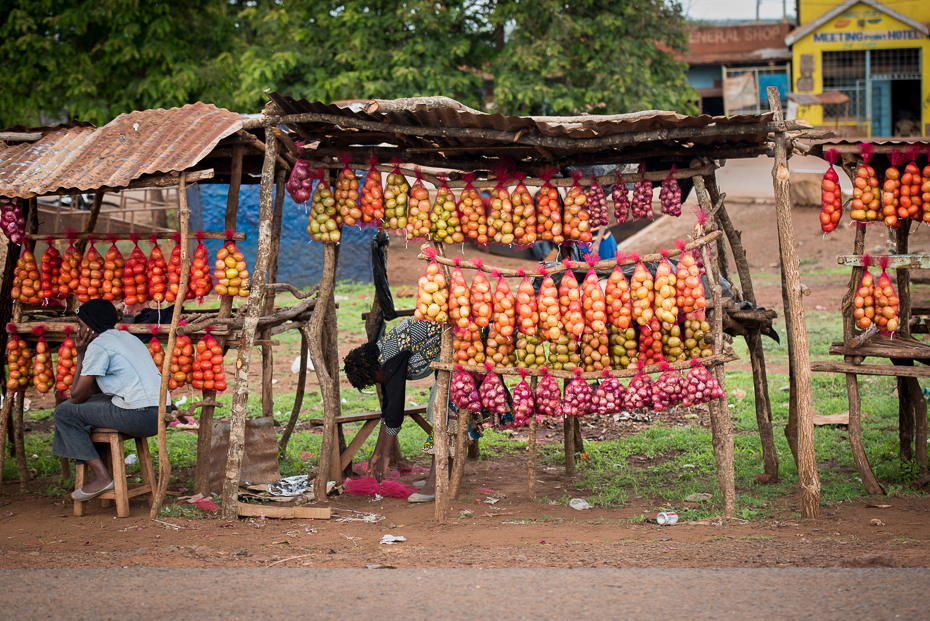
[{"left": 343, "top": 341, "right": 382, "bottom": 390}]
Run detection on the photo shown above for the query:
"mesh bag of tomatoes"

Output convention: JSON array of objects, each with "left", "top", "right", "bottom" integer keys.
[
  {"left": 405, "top": 169, "right": 432, "bottom": 242},
  {"left": 59, "top": 230, "right": 83, "bottom": 297},
  {"left": 359, "top": 156, "right": 384, "bottom": 226},
  {"left": 165, "top": 232, "right": 188, "bottom": 303},
  {"left": 168, "top": 333, "right": 194, "bottom": 391},
  {"left": 5, "top": 327, "right": 32, "bottom": 393},
  {"left": 382, "top": 158, "right": 410, "bottom": 235},
  {"left": 187, "top": 231, "right": 214, "bottom": 301},
  {"left": 850, "top": 143, "right": 881, "bottom": 224},
  {"left": 32, "top": 327, "right": 53, "bottom": 394},
  {"left": 487, "top": 164, "right": 515, "bottom": 246},
  {"left": 535, "top": 165, "right": 564, "bottom": 244},
  {"left": 563, "top": 170, "right": 592, "bottom": 244},
  {"left": 458, "top": 172, "right": 488, "bottom": 247},
  {"left": 55, "top": 326, "right": 77, "bottom": 398},
  {"left": 334, "top": 154, "right": 363, "bottom": 229},
  {"left": 12, "top": 248, "right": 41, "bottom": 305},
  {"left": 820, "top": 149, "right": 842, "bottom": 234},
  {"left": 193, "top": 334, "right": 228, "bottom": 392},
  {"left": 146, "top": 233, "right": 169, "bottom": 304},
  {"left": 429, "top": 173, "right": 463, "bottom": 245},
  {"left": 40, "top": 238, "right": 64, "bottom": 302},
  {"left": 123, "top": 233, "right": 149, "bottom": 306},
  {"left": 214, "top": 239, "right": 249, "bottom": 298}
]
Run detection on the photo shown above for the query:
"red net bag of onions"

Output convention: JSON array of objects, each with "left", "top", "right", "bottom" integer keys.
[
  {"left": 286, "top": 148, "right": 313, "bottom": 205},
  {"left": 586, "top": 174, "right": 609, "bottom": 227},
  {"left": 875, "top": 256, "right": 900, "bottom": 335},
  {"left": 681, "top": 359, "right": 724, "bottom": 407},
  {"left": 146, "top": 233, "right": 169, "bottom": 305},
  {"left": 360, "top": 156, "right": 383, "bottom": 225},
  {"left": 852, "top": 255, "right": 876, "bottom": 331},
  {"left": 535, "top": 165, "right": 564, "bottom": 244},
  {"left": 511, "top": 368, "right": 535, "bottom": 425},
  {"left": 559, "top": 258, "right": 585, "bottom": 340},
  {"left": 458, "top": 172, "right": 488, "bottom": 247},
  {"left": 32, "top": 326, "right": 52, "bottom": 394},
  {"left": 55, "top": 325, "right": 76, "bottom": 398},
  {"left": 448, "top": 257, "right": 471, "bottom": 331},
  {"left": 123, "top": 233, "right": 148, "bottom": 306},
  {"left": 652, "top": 363, "right": 685, "bottom": 412},
  {"left": 451, "top": 365, "right": 482, "bottom": 413},
  {"left": 820, "top": 149, "right": 842, "bottom": 233},
  {"left": 487, "top": 162, "right": 515, "bottom": 246},
  {"left": 592, "top": 369, "right": 625, "bottom": 415},
  {"left": 631, "top": 162, "right": 654, "bottom": 221},
  {"left": 383, "top": 158, "right": 409, "bottom": 235},
  {"left": 612, "top": 173, "right": 631, "bottom": 225},
  {"left": 564, "top": 170, "right": 592, "bottom": 244},
  {"left": 308, "top": 168, "right": 343, "bottom": 243},
  {"left": 624, "top": 364, "right": 654, "bottom": 411},
  {"left": 40, "top": 238, "right": 63, "bottom": 302},
  {"left": 659, "top": 166, "right": 682, "bottom": 217},
  {"left": 334, "top": 153, "right": 362, "bottom": 229},
  {"left": 535, "top": 367, "right": 562, "bottom": 418},
  {"left": 563, "top": 367, "right": 593, "bottom": 417},
  {"left": 512, "top": 172, "right": 537, "bottom": 248},
  {"left": 414, "top": 247, "right": 449, "bottom": 323},
  {"left": 429, "top": 173, "right": 463, "bottom": 245},
  {"left": 405, "top": 168, "right": 432, "bottom": 242},
  {"left": 469, "top": 259, "right": 493, "bottom": 329},
  {"left": 536, "top": 265, "right": 561, "bottom": 341},
  {"left": 0, "top": 201, "right": 24, "bottom": 244},
  {"left": 478, "top": 362, "right": 507, "bottom": 417}
]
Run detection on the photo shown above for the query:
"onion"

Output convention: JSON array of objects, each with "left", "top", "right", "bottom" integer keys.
[
  {"left": 535, "top": 368, "right": 562, "bottom": 417},
  {"left": 612, "top": 181, "right": 631, "bottom": 224},
  {"left": 585, "top": 176, "right": 609, "bottom": 227},
  {"left": 631, "top": 163, "right": 653, "bottom": 221},
  {"left": 478, "top": 362, "right": 507, "bottom": 416},
  {"left": 451, "top": 365, "right": 482, "bottom": 412},
  {"left": 659, "top": 173, "right": 682, "bottom": 216},
  {"left": 592, "top": 370, "right": 625, "bottom": 415},
  {"left": 624, "top": 370, "right": 654, "bottom": 411},
  {"left": 511, "top": 369, "right": 535, "bottom": 425},
  {"left": 563, "top": 368, "right": 593, "bottom": 418},
  {"left": 682, "top": 361, "right": 725, "bottom": 407}
]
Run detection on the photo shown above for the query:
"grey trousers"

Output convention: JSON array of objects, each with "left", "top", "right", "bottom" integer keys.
[{"left": 52, "top": 394, "right": 159, "bottom": 464}]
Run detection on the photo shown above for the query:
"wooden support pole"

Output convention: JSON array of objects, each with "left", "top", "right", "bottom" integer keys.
[
  {"left": 279, "top": 325, "right": 310, "bottom": 455},
  {"left": 894, "top": 222, "right": 916, "bottom": 461},
  {"left": 432, "top": 325, "right": 453, "bottom": 519},
  {"left": 0, "top": 392, "right": 13, "bottom": 482},
  {"left": 150, "top": 173, "right": 192, "bottom": 518},
  {"left": 194, "top": 144, "right": 243, "bottom": 497},
  {"left": 563, "top": 379, "right": 576, "bottom": 476},
  {"left": 448, "top": 395, "right": 470, "bottom": 501},
  {"left": 261, "top": 169, "right": 286, "bottom": 419},
  {"left": 310, "top": 244, "right": 340, "bottom": 502},
  {"left": 220, "top": 128, "right": 278, "bottom": 520},
  {"left": 527, "top": 376, "right": 538, "bottom": 501},
  {"left": 767, "top": 86, "right": 820, "bottom": 518},
  {"left": 844, "top": 357, "right": 885, "bottom": 495},
  {"left": 13, "top": 393, "right": 28, "bottom": 490}
]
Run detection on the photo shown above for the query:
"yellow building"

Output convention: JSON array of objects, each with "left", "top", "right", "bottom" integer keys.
[{"left": 787, "top": 0, "right": 929, "bottom": 136}]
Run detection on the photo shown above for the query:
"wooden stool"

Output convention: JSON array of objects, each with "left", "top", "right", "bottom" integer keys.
[{"left": 73, "top": 428, "right": 156, "bottom": 518}]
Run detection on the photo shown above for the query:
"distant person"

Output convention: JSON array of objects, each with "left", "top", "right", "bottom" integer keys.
[{"left": 894, "top": 110, "right": 920, "bottom": 137}]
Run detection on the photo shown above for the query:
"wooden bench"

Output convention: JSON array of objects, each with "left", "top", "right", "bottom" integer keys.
[{"left": 309, "top": 406, "right": 432, "bottom": 472}]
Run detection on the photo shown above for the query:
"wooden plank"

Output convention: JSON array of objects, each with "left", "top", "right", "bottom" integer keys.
[
  {"left": 837, "top": 254, "right": 930, "bottom": 269},
  {"left": 361, "top": 308, "right": 416, "bottom": 321},
  {"left": 339, "top": 418, "right": 380, "bottom": 471},
  {"left": 237, "top": 504, "right": 331, "bottom": 519},
  {"left": 308, "top": 406, "right": 427, "bottom": 426},
  {"left": 811, "top": 360, "right": 930, "bottom": 377},
  {"left": 26, "top": 231, "right": 246, "bottom": 242}
]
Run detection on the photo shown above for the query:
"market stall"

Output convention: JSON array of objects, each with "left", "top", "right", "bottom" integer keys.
[{"left": 254, "top": 87, "right": 824, "bottom": 519}]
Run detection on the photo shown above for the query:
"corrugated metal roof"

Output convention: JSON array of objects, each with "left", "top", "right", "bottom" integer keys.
[
  {"left": 267, "top": 93, "right": 777, "bottom": 152},
  {"left": 0, "top": 103, "right": 243, "bottom": 199}
]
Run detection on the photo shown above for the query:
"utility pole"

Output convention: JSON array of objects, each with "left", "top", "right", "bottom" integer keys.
[{"left": 756, "top": 0, "right": 761, "bottom": 23}]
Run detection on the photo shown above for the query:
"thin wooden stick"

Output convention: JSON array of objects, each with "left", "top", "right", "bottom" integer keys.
[
  {"left": 220, "top": 127, "right": 279, "bottom": 520},
  {"left": 261, "top": 170, "right": 286, "bottom": 419},
  {"left": 768, "top": 86, "right": 820, "bottom": 519},
  {"left": 150, "top": 172, "right": 191, "bottom": 518},
  {"left": 0, "top": 393, "right": 14, "bottom": 482},
  {"left": 279, "top": 325, "right": 310, "bottom": 455},
  {"left": 417, "top": 231, "right": 723, "bottom": 277},
  {"left": 27, "top": 231, "right": 246, "bottom": 243},
  {"left": 310, "top": 243, "right": 340, "bottom": 502},
  {"left": 432, "top": 245, "right": 454, "bottom": 520},
  {"left": 527, "top": 376, "right": 538, "bottom": 501},
  {"left": 12, "top": 393, "right": 28, "bottom": 490}
]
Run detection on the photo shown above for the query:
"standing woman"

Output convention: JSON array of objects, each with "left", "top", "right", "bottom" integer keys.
[{"left": 52, "top": 300, "right": 167, "bottom": 501}]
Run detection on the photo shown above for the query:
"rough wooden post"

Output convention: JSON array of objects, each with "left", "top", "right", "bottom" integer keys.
[
  {"left": 261, "top": 169, "right": 286, "bottom": 419},
  {"left": 448, "top": 384, "right": 471, "bottom": 500},
  {"left": 767, "top": 86, "right": 820, "bottom": 518},
  {"left": 702, "top": 174, "right": 779, "bottom": 481},
  {"left": 12, "top": 393, "right": 28, "bottom": 490},
  {"left": 150, "top": 173, "right": 192, "bottom": 518},
  {"left": 432, "top": 326, "right": 453, "bottom": 519},
  {"left": 563, "top": 378, "right": 576, "bottom": 476},
  {"left": 527, "top": 375, "right": 538, "bottom": 501},
  {"left": 279, "top": 326, "right": 309, "bottom": 454},
  {"left": 0, "top": 394, "right": 14, "bottom": 482},
  {"left": 194, "top": 144, "right": 243, "bottom": 496},
  {"left": 219, "top": 128, "right": 278, "bottom": 520},
  {"left": 310, "top": 244, "right": 340, "bottom": 502}
]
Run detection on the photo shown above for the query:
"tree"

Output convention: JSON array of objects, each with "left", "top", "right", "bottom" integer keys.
[
  {"left": 489, "top": 0, "right": 697, "bottom": 116},
  {"left": 0, "top": 0, "right": 241, "bottom": 127}
]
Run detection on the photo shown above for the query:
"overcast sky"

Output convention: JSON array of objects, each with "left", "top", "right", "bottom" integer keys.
[{"left": 684, "top": 0, "right": 795, "bottom": 22}]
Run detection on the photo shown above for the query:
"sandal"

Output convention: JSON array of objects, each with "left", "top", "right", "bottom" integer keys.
[
  {"left": 71, "top": 480, "right": 115, "bottom": 501},
  {"left": 407, "top": 492, "right": 435, "bottom": 503}
]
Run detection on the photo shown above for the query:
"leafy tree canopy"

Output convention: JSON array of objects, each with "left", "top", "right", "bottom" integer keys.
[{"left": 1, "top": 0, "right": 697, "bottom": 127}]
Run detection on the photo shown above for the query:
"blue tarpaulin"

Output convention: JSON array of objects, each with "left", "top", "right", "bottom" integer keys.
[{"left": 197, "top": 183, "right": 375, "bottom": 288}]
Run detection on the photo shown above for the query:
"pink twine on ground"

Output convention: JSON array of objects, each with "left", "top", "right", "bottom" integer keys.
[{"left": 344, "top": 478, "right": 417, "bottom": 499}]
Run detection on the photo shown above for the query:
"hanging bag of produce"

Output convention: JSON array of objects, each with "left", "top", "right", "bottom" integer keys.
[
  {"left": 478, "top": 362, "right": 507, "bottom": 418},
  {"left": 630, "top": 253, "right": 655, "bottom": 325},
  {"left": 12, "top": 248, "right": 40, "bottom": 305},
  {"left": 653, "top": 249, "right": 678, "bottom": 326},
  {"left": 188, "top": 231, "right": 213, "bottom": 302},
  {"left": 653, "top": 363, "right": 685, "bottom": 411},
  {"left": 612, "top": 171, "right": 631, "bottom": 225},
  {"left": 335, "top": 153, "right": 362, "bottom": 229},
  {"left": 60, "top": 230, "right": 84, "bottom": 297},
  {"left": 624, "top": 363, "right": 654, "bottom": 411},
  {"left": 660, "top": 166, "right": 682, "bottom": 217},
  {"left": 511, "top": 368, "right": 535, "bottom": 426},
  {"left": 164, "top": 232, "right": 187, "bottom": 303},
  {"left": 123, "top": 233, "right": 149, "bottom": 306},
  {"left": 674, "top": 240, "right": 706, "bottom": 320},
  {"left": 414, "top": 247, "right": 449, "bottom": 323},
  {"left": 819, "top": 149, "right": 843, "bottom": 234},
  {"left": 605, "top": 251, "right": 633, "bottom": 330},
  {"left": 55, "top": 325, "right": 76, "bottom": 398},
  {"left": 194, "top": 331, "right": 227, "bottom": 392},
  {"left": 39, "top": 238, "right": 63, "bottom": 302},
  {"left": 581, "top": 253, "right": 607, "bottom": 333},
  {"left": 360, "top": 156, "right": 384, "bottom": 225},
  {"left": 451, "top": 365, "right": 482, "bottom": 412},
  {"left": 486, "top": 319, "right": 516, "bottom": 368},
  {"left": 405, "top": 167, "right": 432, "bottom": 242},
  {"left": 453, "top": 317, "right": 485, "bottom": 366},
  {"left": 429, "top": 173, "right": 463, "bottom": 245},
  {"left": 559, "top": 258, "right": 585, "bottom": 339},
  {"left": 383, "top": 158, "right": 409, "bottom": 235},
  {"left": 307, "top": 168, "right": 342, "bottom": 243},
  {"left": 631, "top": 162, "right": 654, "bottom": 221},
  {"left": 458, "top": 172, "right": 488, "bottom": 247},
  {"left": 0, "top": 201, "right": 25, "bottom": 244},
  {"left": 592, "top": 369, "right": 625, "bottom": 415},
  {"left": 487, "top": 162, "right": 515, "bottom": 246},
  {"left": 535, "top": 165, "right": 564, "bottom": 244},
  {"left": 563, "top": 170, "right": 592, "bottom": 244},
  {"left": 101, "top": 233, "right": 125, "bottom": 302},
  {"left": 77, "top": 236, "right": 104, "bottom": 303},
  {"left": 852, "top": 255, "right": 876, "bottom": 331},
  {"left": 536, "top": 265, "right": 562, "bottom": 342},
  {"left": 515, "top": 268, "right": 538, "bottom": 337},
  {"left": 469, "top": 259, "right": 493, "bottom": 329},
  {"left": 146, "top": 234, "right": 169, "bottom": 305},
  {"left": 921, "top": 145, "right": 930, "bottom": 222},
  {"left": 286, "top": 148, "right": 313, "bottom": 205},
  {"left": 580, "top": 326, "right": 609, "bottom": 373},
  {"left": 5, "top": 324, "right": 32, "bottom": 394},
  {"left": 638, "top": 317, "right": 665, "bottom": 366},
  {"left": 32, "top": 326, "right": 52, "bottom": 395},
  {"left": 682, "top": 359, "right": 725, "bottom": 407},
  {"left": 851, "top": 143, "right": 880, "bottom": 224},
  {"left": 875, "top": 256, "right": 900, "bottom": 336},
  {"left": 535, "top": 367, "right": 562, "bottom": 418},
  {"left": 491, "top": 270, "right": 516, "bottom": 338},
  {"left": 448, "top": 256, "right": 472, "bottom": 331},
  {"left": 147, "top": 324, "right": 165, "bottom": 367},
  {"left": 881, "top": 149, "right": 905, "bottom": 228},
  {"left": 586, "top": 174, "right": 609, "bottom": 227},
  {"left": 512, "top": 172, "right": 537, "bottom": 248},
  {"left": 215, "top": 234, "right": 249, "bottom": 299},
  {"left": 563, "top": 367, "right": 593, "bottom": 418},
  {"left": 903, "top": 144, "right": 923, "bottom": 223}
]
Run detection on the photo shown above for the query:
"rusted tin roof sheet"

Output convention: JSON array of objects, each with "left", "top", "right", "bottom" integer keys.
[{"left": 0, "top": 103, "right": 243, "bottom": 198}]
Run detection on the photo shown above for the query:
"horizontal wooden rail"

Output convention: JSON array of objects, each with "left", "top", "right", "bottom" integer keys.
[
  {"left": 837, "top": 254, "right": 930, "bottom": 270},
  {"left": 26, "top": 231, "right": 246, "bottom": 242}
]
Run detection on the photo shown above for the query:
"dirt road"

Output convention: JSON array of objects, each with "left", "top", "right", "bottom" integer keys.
[{"left": 3, "top": 568, "right": 929, "bottom": 619}]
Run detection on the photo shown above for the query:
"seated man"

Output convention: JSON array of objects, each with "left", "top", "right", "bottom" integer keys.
[{"left": 52, "top": 299, "right": 167, "bottom": 501}]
